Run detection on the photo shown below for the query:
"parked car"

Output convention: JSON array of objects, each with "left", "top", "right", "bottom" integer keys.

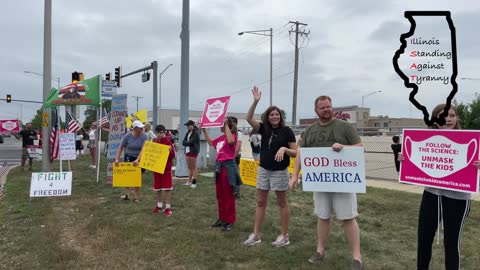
[{"left": 0, "top": 135, "right": 4, "bottom": 144}]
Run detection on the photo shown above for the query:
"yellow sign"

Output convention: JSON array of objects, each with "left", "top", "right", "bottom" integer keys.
[
  {"left": 288, "top": 157, "right": 302, "bottom": 174},
  {"left": 42, "top": 112, "right": 49, "bottom": 127},
  {"left": 138, "top": 141, "right": 170, "bottom": 174},
  {"left": 239, "top": 158, "right": 259, "bottom": 187},
  {"left": 112, "top": 162, "right": 142, "bottom": 187},
  {"left": 126, "top": 109, "right": 148, "bottom": 128}
]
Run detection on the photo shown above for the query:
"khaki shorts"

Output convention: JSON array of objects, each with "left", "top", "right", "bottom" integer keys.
[
  {"left": 256, "top": 167, "right": 289, "bottom": 191},
  {"left": 313, "top": 192, "right": 358, "bottom": 220}
]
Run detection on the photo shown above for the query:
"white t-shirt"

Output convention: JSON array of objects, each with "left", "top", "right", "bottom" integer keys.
[
  {"left": 75, "top": 134, "right": 83, "bottom": 141},
  {"left": 237, "top": 131, "right": 243, "bottom": 142}
]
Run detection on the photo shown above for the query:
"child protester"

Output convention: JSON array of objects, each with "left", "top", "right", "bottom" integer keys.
[
  {"left": 135, "top": 125, "right": 176, "bottom": 217},
  {"left": 201, "top": 117, "right": 242, "bottom": 231}
]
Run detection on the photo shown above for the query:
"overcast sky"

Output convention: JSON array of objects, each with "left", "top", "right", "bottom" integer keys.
[{"left": 1, "top": 0, "right": 480, "bottom": 125}]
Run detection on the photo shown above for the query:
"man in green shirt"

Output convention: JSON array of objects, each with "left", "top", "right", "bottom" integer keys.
[{"left": 290, "top": 96, "right": 363, "bottom": 270}]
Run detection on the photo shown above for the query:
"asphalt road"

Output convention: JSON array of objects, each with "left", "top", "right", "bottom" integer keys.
[{"left": 0, "top": 136, "right": 22, "bottom": 165}]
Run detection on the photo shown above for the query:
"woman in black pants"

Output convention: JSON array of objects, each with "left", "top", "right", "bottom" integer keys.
[{"left": 400, "top": 104, "right": 480, "bottom": 270}]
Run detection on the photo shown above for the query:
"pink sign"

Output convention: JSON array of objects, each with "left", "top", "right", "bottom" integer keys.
[
  {"left": 200, "top": 96, "right": 230, "bottom": 128},
  {"left": 0, "top": 119, "right": 20, "bottom": 133},
  {"left": 400, "top": 129, "right": 480, "bottom": 193}
]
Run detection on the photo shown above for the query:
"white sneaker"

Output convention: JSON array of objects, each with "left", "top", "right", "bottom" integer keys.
[
  {"left": 91, "top": 165, "right": 96, "bottom": 169},
  {"left": 272, "top": 234, "right": 289, "bottom": 247},
  {"left": 243, "top": 233, "right": 262, "bottom": 246},
  {"left": 191, "top": 184, "right": 196, "bottom": 188},
  {"left": 184, "top": 182, "right": 192, "bottom": 186}
]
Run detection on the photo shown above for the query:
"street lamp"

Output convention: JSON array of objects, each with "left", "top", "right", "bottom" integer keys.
[
  {"left": 361, "top": 90, "right": 382, "bottom": 136},
  {"left": 238, "top": 28, "right": 273, "bottom": 107},
  {"left": 461, "top": 77, "right": 480, "bottom": 80},
  {"left": 158, "top": 64, "right": 173, "bottom": 123},
  {"left": 24, "top": 70, "right": 60, "bottom": 88}
]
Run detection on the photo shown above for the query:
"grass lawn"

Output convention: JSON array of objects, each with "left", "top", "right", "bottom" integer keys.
[{"left": 0, "top": 156, "right": 479, "bottom": 269}]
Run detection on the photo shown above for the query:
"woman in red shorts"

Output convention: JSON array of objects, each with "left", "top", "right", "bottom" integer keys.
[{"left": 182, "top": 120, "right": 200, "bottom": 188}]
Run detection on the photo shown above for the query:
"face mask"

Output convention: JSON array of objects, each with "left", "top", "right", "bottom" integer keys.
[{"left": 405, "top": 135, "right": 477, "bottom": 178}]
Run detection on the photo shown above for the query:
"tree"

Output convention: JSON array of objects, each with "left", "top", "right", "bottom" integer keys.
[
  {"left": 30, "top": 107, "right": 44, "bottom": 129},
  {"left": 455, "top": 94, "right": 480, "bottom": 130}
]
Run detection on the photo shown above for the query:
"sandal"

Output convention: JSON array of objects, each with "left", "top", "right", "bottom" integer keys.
[{"left": 120, "top": 194, "right": 130, "bottom": 200}]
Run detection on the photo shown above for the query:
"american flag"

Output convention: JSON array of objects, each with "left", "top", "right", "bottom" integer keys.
[
  {"left": 0, "top": 162, "right": 8, "bottom": 180},
  {"left": 50, "top": 108, "right": 60, "bottom": 161},
  {"left": 66, "top": 111, "right": 81, "bottom": 133},
  {"left": 97, "top": 108, "right": 109, "bottom": 127}
]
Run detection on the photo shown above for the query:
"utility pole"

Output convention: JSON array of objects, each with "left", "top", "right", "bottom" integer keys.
[
  {"left": 176, "top": 0, "right": 190, "bottom": 177},
  {"left": 131, "top": 96, "right": 143, "bottom": 112},
  {"left": 289, "top": 21, "right": 309, "bottom": 126},
  {"left": 42, "top": 0, "right": 52, "bottom": 172}
]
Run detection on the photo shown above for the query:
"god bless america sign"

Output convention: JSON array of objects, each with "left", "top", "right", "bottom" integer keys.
[{"left": 300, "top": 147, "right": 366, "bottom": 193}]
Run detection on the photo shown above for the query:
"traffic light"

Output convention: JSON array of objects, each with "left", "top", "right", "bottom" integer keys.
[
  {"left": 105, "top": 73, "right": 111, "bottom": 81},
  {"left": 114, "top": 66, "right": 122, "bottom": 87},
  {"left": 6, "top": 94, "right": 11, "bottom": 103},
  {"left": 72, "top": 71, "right": 80, "bottom": 83}
]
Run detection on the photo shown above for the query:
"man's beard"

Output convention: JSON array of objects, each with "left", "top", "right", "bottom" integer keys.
[{"left": 320, "top": 111, "right": 333, "bottom": 121}]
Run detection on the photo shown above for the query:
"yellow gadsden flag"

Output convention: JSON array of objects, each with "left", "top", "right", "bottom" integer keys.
[
  {"left": 138, "top": 141, "right": 171, "bottom": 174},
  {"left": 112, "top": 162, "right": 142, "bottom": 187},
  {"left": 126, "top": 108, "right": 148, "bottom": 128}
]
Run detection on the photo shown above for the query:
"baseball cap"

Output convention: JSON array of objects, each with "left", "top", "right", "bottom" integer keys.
[{"left": 132, "top": 120, "right": 145, "bottom": 129}]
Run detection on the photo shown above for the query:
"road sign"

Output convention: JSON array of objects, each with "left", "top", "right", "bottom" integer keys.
[{"left": 101, "top": 80, "right": 118, "bottom": 99}]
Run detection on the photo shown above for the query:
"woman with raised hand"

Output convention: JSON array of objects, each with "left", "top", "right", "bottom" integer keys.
[{"left": 243, "top": 86, "right": 297, "bottom": 247}]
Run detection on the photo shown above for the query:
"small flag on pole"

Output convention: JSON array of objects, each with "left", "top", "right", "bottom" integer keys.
[
  {"left": 66, "top": 111, "right": 81, "bottom": 133},
  {"left": 50, "top": 108, "right": 59, "bottom": 161}
]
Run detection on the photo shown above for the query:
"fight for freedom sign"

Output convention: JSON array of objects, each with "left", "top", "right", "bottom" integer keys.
[
  {"left": 300, "top": 147, "right": 366, "bottom": 193},
  {"left": 200, "top": 96, "right": 230, "bottom": 128},
  {"left": 400, "top": 129, "right": 480, "bottom": 193},
  {"left": 30, "top": 172, "right": 72, "bottom": 197}
]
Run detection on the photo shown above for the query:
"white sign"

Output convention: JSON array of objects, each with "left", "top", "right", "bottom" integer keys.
[
  {"left": 107, "top": 94, "right": 128, "bottom": 184},
  {"left": 27, "top": 146, "right": 42, "bottom": 160},
  {"left": 60, "top": 133, "right": 76, "bottom": 160},
  {"left": 30, "top": 172, "right": 72, "bottom": 197},
  {"left": 102, "top": 80, "right": 118, "bottom": 99},
  {"left": 300, "top": 147, "right": 366, "bottom": 193}
]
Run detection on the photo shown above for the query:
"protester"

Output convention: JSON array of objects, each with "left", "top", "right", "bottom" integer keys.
[
  {"left": 12, "top": 122, "right": 37, "bottom": 171},
  {"left": 144, "top": 123, "right": 156, "bottom": 141},
  {"left": 289, "top": 95, "right": 363, "bottom": 269},
  {"left": 182, "top": 120, "right": 200, "bottom": 188},
  {"left": 231, "top": 116, "right": 242, "bottom": 199},
  {"left": 391, "top": 135, "right": 401, "bottom": 173},
  {"left": 87, "top": 123, "right": 98, "bottom": 168},
  {"left": 135, "top": 125, "right": 175, "bottom": 216},
  {"left": 114, "top": 120, "right": 148, "bottom": 203},
  {"left": 201, "top": 117, "right": 241, "bottom": 232},
  {"left": 399, "top": 104, "right": 480, "bottom": 270},
  {"left": 243, "top": 86, "right": 297, "bottom": 247},
  {"left": 249, "top": 131, "right": 261, "bottom": 161},
  {"left": 75, "top": 130, "right": 84, "bottom": 156}
]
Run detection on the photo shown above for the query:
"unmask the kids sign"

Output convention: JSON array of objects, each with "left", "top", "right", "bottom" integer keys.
[
  {"left": 400, "top": 129, "right": 480, "bottom": 193},
  {"left": 200, "top": 96, "right": 230, "bottom": 128}
]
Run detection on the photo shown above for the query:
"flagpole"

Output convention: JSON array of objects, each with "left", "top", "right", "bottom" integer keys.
[
  {"left": 96, "top": 76, "right": 102, "bottom": 183},
  {"left": 59, "top": 112, "right": 62, "bottom": 173}
]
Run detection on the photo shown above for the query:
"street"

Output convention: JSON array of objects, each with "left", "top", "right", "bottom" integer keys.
[{"left": 0, "top": 136, "right": 22, "bottom": 165}]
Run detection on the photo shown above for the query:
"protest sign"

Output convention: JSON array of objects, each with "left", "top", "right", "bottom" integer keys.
[
  {"left": 112, "top": 162, "right": 141, "bottom": 187},
  {"left": 300, "top": 147, "right": 366, "bottom": 193},
  {"left": 0, "top": 119, "right": 20, "bottom": 133},
  {"left": 400, "top": 129, "right": 480, "bottom": 193},
  {"left": 239, "top": 158, "right": 259, "bottom": 187},
  {"left": 30, "top": 172, "right": 72, "bottom": 197},
  {"left": 59, "top": 133, "right": 76, "bottom": 160},
  {"left": 138, "top": 141, "right": 170, "bottom": 174},
  {"left": 27, "top": 145, "right": 42, "bottom": 160},
  {"left": 107, "top": 94, "right": 127, "bottom": 184},
  {"left": 200, "top": 96, "right": 230, "bottom": 128}
]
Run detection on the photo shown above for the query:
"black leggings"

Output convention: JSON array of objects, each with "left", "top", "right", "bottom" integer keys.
[{"left": 417, "top": 191, "right": 471, "bottom": 270}]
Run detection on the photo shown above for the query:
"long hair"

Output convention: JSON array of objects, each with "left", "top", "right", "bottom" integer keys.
[
  {"left": 225, "top": 116, "right": 238, "bottom": 135},
  {"left": 431, "top": 104, "right": 461, "bottom": 129},
  {"left": 261, "top": 106, "right": 285, "bottom": 138}
]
